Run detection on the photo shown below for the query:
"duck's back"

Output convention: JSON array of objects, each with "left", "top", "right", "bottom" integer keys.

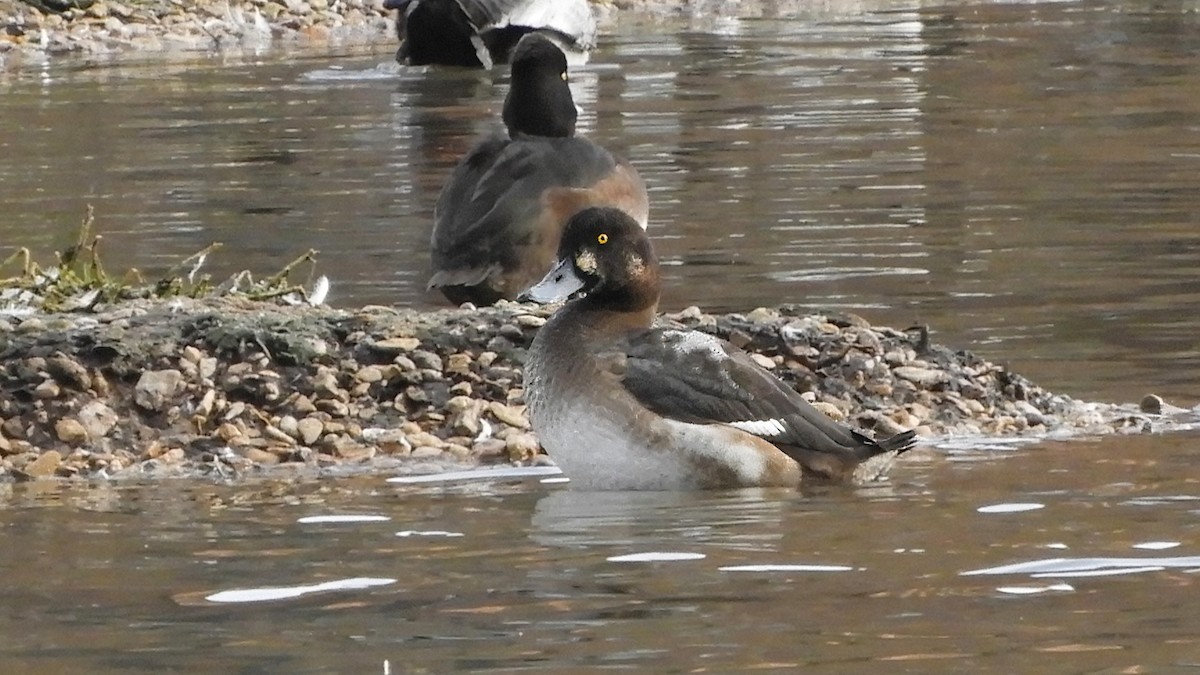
[{"left": 430, "top": 135, "right": 647, "bottom": 304}]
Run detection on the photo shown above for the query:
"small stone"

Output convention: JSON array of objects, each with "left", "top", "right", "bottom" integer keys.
[
  {"left": 810, "top": 401, "right": 845, "bottom": 421},
  {"left": 893, "top": 366, "right": 949, "bottom": 388},
  {"left": 198, "top": 358, "right": 217, "bottom": 380},
  {"left": 134, "top": 369, "right": 185, "bottom": 412},
  {"left": 335, "top": 443, "right": 375, "bottom": 462},
  {"left": 746, "top": 307, "right": 779, "bottom": 323},
  {"left": 160, "top": 447, "right": 186, "bottom": 464},
  {"left": 373, "top": 337, "right": 420, "bottom": 354},
  {"left": 748, "top": 353, "right": 776, "bottom": 370},
  {"left": 406, "top": 430, "right": 445, "bottom": 448},
  {"left": 215, "top": 423, "right": 243, "bottom": 443},
  {"left": 181, "top": 345, "right": 203, "bottom": 364},
  {"left": 411, "top": 350, "right": 443, "bottom": 372},
  {"left": 55, "top": 418, "right": 89, "bottom": 445},
  {"left": 297, "top": 417, "right": 324, "bottom": 445},
  {"left": 316, "top": 399, "right": 349, "bottom": 416},
  {"left": 46, "top": 354, "right": 90, "bottom": 389},
  {"left": 411, "top": 446, "right": 443, "bottom": 459},
  {"left": 264, "top": 426, "right": 296, "bottom": 445},
  {"left": 3, "top": 418, "right": 26, "bottom": 440},
  {"left": 278, "top": 415, "right": 299, "bottom": 438},
  {"left": 505, "top": 433, "right": 541, "bottom": 462},
  {"left": 23, "top": 450, "right": 62, "bottom": 479},
  {"left": 243, "top": 447, "right": 280, "bottom": 465},
  {"left": 292, "top": 394, "right": 317, "bottom": 414},
  {"left": 488, "top": 401, "right": 529, "bottom": 429},
  {"left": 355, "top": 365, "right": 384, "bottom": 383},
  {"left": 1139, "top": 394, "right": 1163, "bottom": 415},
  {"left": 312, "top": 368, "right": 341, "bottom": 396},
  {"left": 472, "top": 438, "right": 507, "bottom": 458},
  {"left": 33, "top": 380, "right": 61, "bottom": 400},
  {"left": 445, "top": 353, "right": 472, "bottom": 375},
  {"left": 221, "top": 401, "right": 246, "bottom": 422}
]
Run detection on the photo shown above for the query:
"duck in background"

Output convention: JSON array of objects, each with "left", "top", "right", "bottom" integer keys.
[
  {"left": 520, "top": 207, "right": 918, "bottom": 490},
  {"left": 384, "top": 0, "right": 596, "bottom": 68},
  {"left": 428, "top": 33, "right": 648, "bottom": 306}
]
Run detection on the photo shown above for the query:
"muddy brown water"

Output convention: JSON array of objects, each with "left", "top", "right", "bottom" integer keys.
[{"left": 2, "top": 1, "right": 1200, "bottom": 672}]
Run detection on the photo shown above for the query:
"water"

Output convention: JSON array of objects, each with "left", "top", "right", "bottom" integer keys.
[
  {"left": 2, "top": 431, "right": 1200, "bottom": 672},
  {"left": 3, "top": 1, "right": 1200, "bottom": 671}
]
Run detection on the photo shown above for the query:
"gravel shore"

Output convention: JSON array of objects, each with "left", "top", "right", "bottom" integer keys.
[
  {"left": 0, "top": 295, "right": 1166, "bottom": 483},
  {"left": 0, "top": 0, "right": 799, "bottom": 64}
]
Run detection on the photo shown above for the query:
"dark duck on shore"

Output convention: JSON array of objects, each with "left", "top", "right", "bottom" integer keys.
[
  {"left": 428, "top": 34, "right": 649, "bottom": 306},
  {"left": 519, "top": 207, "right": 918, "bottom": 490},
  {"left": 384, "top": 0, "right": 596, "bottom": 68}
]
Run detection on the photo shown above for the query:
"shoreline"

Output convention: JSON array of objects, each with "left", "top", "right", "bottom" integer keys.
[
  {"left": 0, "top": 0, "right": 818, "bottom": 67},
  {"left": 0, "top": 294, "right": 1173, "bottom": 484}
]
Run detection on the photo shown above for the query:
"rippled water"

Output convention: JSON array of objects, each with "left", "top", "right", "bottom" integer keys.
[
  {"left": 2, "top": 430, "right": 1200, "bottom": 672},
  {"left": 3, "top": 1, "right": 1200, "bottom": 671}
]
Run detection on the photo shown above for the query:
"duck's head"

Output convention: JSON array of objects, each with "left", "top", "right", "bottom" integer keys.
[
  {"left": 521, "top": 207, "right": 660, "bottom": 312},
  {"left": 503, "top": 33, "right": 576, "bottom": 138}
]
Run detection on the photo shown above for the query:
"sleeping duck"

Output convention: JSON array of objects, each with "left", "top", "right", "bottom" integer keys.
[
  {"left": 385, "top": 0, "right": 596, "bottom": 68},
  {"left": 520, "top": 206, "right": 918, "bottom": 490},
  {"left": 428, "top": 34, "right": 648, "bottom": 306}
]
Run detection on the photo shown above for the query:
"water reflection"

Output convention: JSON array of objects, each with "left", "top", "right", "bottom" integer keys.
[
  {"left": 0, "top": 430, "right": 1199, "bottom": 670},
  {"left": 5, "top": 2, "right": 1199, "bottom": 403}
]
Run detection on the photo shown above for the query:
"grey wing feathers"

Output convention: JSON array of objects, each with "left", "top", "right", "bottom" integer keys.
[
  {"left": 618, "top": 329, "right": 882, "bottom": 454},
  {"left": 431, "top": 136, "right": 617, "bottom": 264}
]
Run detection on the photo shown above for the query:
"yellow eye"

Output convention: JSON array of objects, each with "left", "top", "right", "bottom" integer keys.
[
  {"left": 561, "top": 71, "right": 568, "bottom": 81},
  {"left": 597, "top": 233, "right": 608, "bottom": 244}
]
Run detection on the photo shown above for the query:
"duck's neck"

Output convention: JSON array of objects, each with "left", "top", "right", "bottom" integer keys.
[
  {"left": 571, "top": 284, "right": 659, "bottom": 333},
  {"left": 503, "top": 81, "right": 576, "bottom": 138}
]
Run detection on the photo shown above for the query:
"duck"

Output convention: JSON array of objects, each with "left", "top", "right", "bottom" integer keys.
[
  {"left": 519, "top": 207, "right": 918, "bottom": 490},
  {"left": 428, "top": 33, "right": 649, "bottom": 306},
  {"left": 384, "top": 0, "right": 596, "bottom": 68}
]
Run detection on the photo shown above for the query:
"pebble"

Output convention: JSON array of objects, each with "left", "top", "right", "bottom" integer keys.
[
  {"left": 33, "top": 380, "right": 62, "bottom": 400},
  {"left": 135, "top": 369, "right": 185, "bottom": 411},
  {"left": 373, "top": 337, "right": 421, "bottom": 354},
  {"left": 22, "top": 450, "right": 62, "bottom": 478},
  {"left": 893, "top": 366, "right": 949, "bottom": 387},
  {"left": 296, "top": 417, "right": 324, "bottom": 445},
  {"left": 54, "top": 418, "right": 89, "bottom": 445}
]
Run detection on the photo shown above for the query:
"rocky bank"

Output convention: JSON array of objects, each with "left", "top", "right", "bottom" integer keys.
[{"left": 0, "top": 295, "right": 1163, "bottom": 483}]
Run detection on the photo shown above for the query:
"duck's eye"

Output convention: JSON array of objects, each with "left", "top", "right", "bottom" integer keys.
[
  {"left": 597, "top": 233, "right": 608, "bottom": 245},
  {"left": 561, "top": 71, "right": 568, "bottom": 81}
]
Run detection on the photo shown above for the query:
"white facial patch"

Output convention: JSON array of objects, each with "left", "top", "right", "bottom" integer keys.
[
  {"left": 575, "top": 249, "right": 597, "bottom": 274},
  {"left": 729, "top": 418, "right": 787, "bottom": 437},
  {"left": 625, "top": 252, "right": 645, "bottom": 276}
]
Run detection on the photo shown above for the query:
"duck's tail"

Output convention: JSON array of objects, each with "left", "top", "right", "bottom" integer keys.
[
  {"left": 783, "top": 429, "right": 918, "bottom": 485},
  {"left": 849, "top": 429, "right": 918, "bottom": 484}
]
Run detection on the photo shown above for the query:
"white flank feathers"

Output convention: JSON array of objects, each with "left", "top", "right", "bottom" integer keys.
[{"left": 729, "top": 418, "right": 786, "bottom": 437}]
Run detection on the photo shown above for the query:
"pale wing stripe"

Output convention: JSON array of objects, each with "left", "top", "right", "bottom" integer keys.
[{"left": 728, "top": 419, "right": 786, "bottom": 437}]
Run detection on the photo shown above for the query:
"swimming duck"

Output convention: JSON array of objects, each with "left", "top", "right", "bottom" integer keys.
[
  {"left": 385, "top": 0, "right": 596, "bottom": 68},
  {"left": 428, "top": 34, "right": 649, "bottom": 306},
  {"left": 520, "top": 207, "right": 917, "bottom": 490}
]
